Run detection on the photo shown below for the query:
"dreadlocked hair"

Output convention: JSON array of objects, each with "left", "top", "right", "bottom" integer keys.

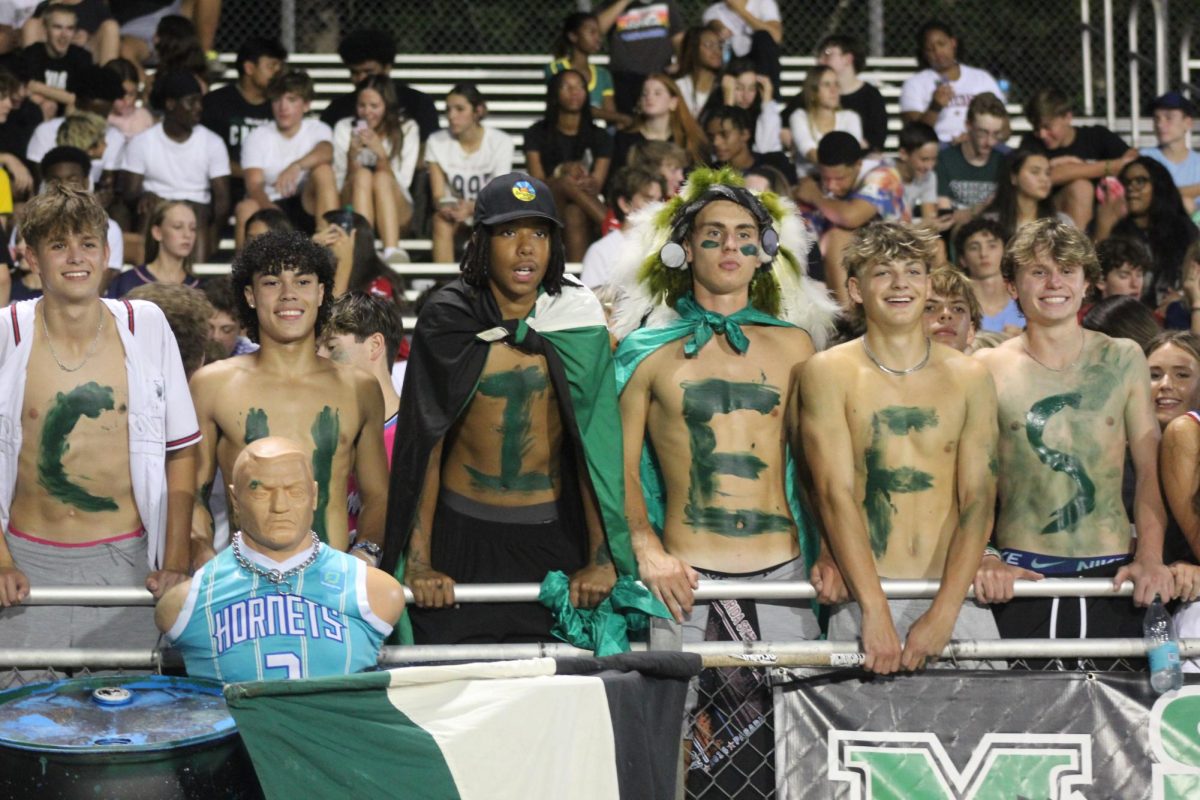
[
  {"left": 460, "top": 224, "right": 568, "bottom": 295},
  {"left": 636, "top": 166, "right": 799, "bottom": 314}
]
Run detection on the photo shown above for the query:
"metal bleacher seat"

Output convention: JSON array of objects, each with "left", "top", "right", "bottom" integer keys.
[{"left": 197, "top": 51, "right": 1030, "bottom": 278}]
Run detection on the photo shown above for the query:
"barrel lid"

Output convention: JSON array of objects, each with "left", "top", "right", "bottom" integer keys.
[{"left": 0, "top": 675, "right": 236, "bottom": 753}]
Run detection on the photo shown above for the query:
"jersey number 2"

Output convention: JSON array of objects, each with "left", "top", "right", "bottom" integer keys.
[{"left": 264, "top": 652, "right": 303, "bottom": 679}]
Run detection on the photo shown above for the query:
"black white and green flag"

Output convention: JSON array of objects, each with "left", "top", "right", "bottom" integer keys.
[{"left": 225, "top": 653, "right": 698, "bottom": 799}]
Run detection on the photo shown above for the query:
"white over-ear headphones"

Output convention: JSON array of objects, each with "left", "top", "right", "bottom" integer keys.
[{"left": 657, "top": 185, "right": 780, "bottom": 270}]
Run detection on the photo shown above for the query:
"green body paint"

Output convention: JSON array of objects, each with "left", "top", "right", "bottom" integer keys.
[
  {"left": 197, "top": 481, "right": 213, "bottom": 513},
  {"left": 1025, "top": 392, "right": 1096, "bottom": 534},
  {"left": 680, "top": 378, "right": 791, "bottom": 536},
  {"left": 38, "top": 382, "right": 118, "bottom": 512},
  {"left": 863, "top": 406, "right": 937, "bottom": 558},
  {"left": 310, "top": 406, "right": 340, "bottom": 543},
  {"left": 464, "top": 367, "right": 554, "bottom": 492},
  {"left": 244, "top": 408, "right": 270, "bottom": 444}
]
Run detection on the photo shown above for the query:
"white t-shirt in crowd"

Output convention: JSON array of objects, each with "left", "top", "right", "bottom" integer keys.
[
  {"left": 675, "top": 75, "right": 712, "bottom": 118},
  {"left": 26, "top": 118, "right": 126, "bottom": 185},
  {"left": 120, "top": 122, "right": 231, "bottom": 205},
  {"left": 754, "top": 99, "right": 784, "bottom": 154},
  {"left": 901, "top": 167, "right": 937, "bottom": 214},
  {"left": 580, "top": 229, "right": 628, "bottom": 289},
  {"left": 424, "top": 126, "right": 514, "bottom": 201},
  {"left": 106, "top": 218, "right": 124, "bottom": 269},
  {"left": 241, "top": 118, "right": 334, "bottom": 202},
  {"left": 701, "top": 0, "right": 780, "bottom": 58},
  {"left": 0, "top": 0, "right": 38, "bottom": 28},
  {"left": 789, "top": 108, "right": 863, "bottom": 173},
  {"left": 899, "top": 64, "right": 1004, "bottom": 143},
  {"left": 332, "top": 116, "right": 420, "bottom": 200}
]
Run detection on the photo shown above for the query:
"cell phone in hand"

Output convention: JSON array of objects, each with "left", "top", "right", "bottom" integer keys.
[{"left": 354, "top": 119, "right": 368, "bottom": 134}]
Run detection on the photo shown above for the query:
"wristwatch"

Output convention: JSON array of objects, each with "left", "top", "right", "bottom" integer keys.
[{"left": 350, "top": 541, "right": 383, "bottom": 565}]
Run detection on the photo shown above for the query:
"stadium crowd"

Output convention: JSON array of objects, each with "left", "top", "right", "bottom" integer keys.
[{"left": 3, "top": 1, "right": 1200, "bottom": 699}]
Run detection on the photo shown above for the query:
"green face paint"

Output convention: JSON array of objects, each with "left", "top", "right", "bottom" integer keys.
[
  {"left": 699, "top": 240, "right": 719, "bottom": 249},
  {"left": 680, "top": 378, "right": 791, "bottom": 536},
  {"left": 38, "top": 382, "right": 118, "bottom": 513},
  {"left": 310, "top": 406, "right": 340, "bottom": 543},
  {"left": 245, "top": 408, "right": 270, "bottom": 444},
  {"left": 464, "top": 366, "right": 554, "bottom": 492},
  {"left": 1025, "top": 392, "right": 1096, "bottom": 534},
  {"left": 739, "top": 244, "right": 759, "bottom": 256},
  {"left": 863, "top": 406, "right": 937, "bottom": 558}
]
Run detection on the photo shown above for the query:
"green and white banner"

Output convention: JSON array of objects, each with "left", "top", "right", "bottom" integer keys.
[
  {"left": 224, "top": 653, "right": 698, "bottom": 800},
  {"left": 774, "top": 670, "right": 1200, "bottom": 799}
]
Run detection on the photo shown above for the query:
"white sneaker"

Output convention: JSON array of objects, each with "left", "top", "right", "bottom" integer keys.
[{"left": 382, "top": 247, "right": 410, "bottom": 267}]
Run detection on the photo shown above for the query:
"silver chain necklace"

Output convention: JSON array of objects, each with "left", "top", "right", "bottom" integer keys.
[
  {"left": 41, "top": 306, "right": 105, "bottom": 372},
  {"left": 861, "top": 336, "right": 931, "bottom": 376},
  {"left": 1021, "top": 332, "right": 1085, "bottom": 372},
  {"left": 232, "top": 531, "right": 321, "bottom": 593}
]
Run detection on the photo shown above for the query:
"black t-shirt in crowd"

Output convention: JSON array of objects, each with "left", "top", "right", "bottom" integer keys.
[
  {"left": 22, "top": 43, "right": 92, "bottom": 95},
  {"left": 320, "top": 80, "right": 440, "bottom": 143},
  {"left": 1020, "top": 125, "right": 1131, "bottom": 163},
  {"left": 201, "top": 84, "right": 273, "bottom": 164},
  {"left": 604, "top": 0, "right": 683, "bottom": 75},
  {"left": 523, "top": 120, "right": 613, "bottom": 176},
  {"left": 841, "top": 82, "right": 889, "bottom": 153},
  {"left": 0, "top": 99, "right": 47, "bottom": 166}
]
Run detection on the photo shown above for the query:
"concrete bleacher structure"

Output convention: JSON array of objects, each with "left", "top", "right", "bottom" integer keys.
[{"left": 199, "top": 50, "right": 1035, "bottom": 299}]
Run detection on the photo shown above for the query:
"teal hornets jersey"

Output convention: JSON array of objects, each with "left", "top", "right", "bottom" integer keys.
[{"left": 167, "top": 544, "right": 392, "bottom": 682}]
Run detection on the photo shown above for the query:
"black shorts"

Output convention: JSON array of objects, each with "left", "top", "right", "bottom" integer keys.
[
  {"left": 276, "top": 193, "right": 316, "bottom": 234},
  {"left": 991, "top": 559, "right": 1140, "bottom": 669},
  {"left": 407, "top": 491, "right": 587, "bottom": 646}
]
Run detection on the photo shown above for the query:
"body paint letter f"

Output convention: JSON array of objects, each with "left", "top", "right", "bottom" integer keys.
[{"left": 864, "top": 407, "right": 937, "bottom": 557}]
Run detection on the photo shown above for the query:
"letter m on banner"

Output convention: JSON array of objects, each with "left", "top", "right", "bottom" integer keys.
[{"left": 828, "top": 731, "right": 1093, "bottom": 800}]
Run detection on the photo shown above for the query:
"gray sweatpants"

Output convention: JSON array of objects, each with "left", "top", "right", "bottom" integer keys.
[
  {"left": 681, "top": 557, "right": 822, "bottom": 644},
  {"left": 1, "top": 530, "right": 160, "bottom": 683},
  {"left": 828, "top": 596, "right": 1003, "bottom": 669}
]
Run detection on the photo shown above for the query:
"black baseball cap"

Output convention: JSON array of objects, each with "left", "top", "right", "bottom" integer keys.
[
  {"left": 474, "top": 173, "right": 562, "bottom": 227},
  {"left": 1150, "top": 91, "right": 1197, "bottom": 118}
]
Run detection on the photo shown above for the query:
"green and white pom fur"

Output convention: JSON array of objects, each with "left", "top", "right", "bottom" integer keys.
[{"left": 605, "top": 167, "right": 839, "bottom": 349}]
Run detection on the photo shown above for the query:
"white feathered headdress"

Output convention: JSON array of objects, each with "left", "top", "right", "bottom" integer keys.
[{"left": 605, "top": 167, "right": 839, "bottom": 349}]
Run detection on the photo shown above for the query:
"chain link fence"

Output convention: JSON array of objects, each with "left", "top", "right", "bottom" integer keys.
[{"left": 682, "top": 651, "right": 1151, "bottom": 800}]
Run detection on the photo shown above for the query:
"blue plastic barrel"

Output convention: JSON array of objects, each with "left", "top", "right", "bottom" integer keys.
[{"left": 0, "top": 675, "right": 263, "bottom": 799}]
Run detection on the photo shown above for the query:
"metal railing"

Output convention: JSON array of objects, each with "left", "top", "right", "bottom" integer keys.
[
  {"left": 17, "top": 577, "right": 1141, "bottom": 607},
  {"left": 6, "top": 578, "right": 1195, "bottom": 670}
]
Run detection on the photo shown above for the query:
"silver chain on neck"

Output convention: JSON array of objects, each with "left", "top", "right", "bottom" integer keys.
[
  {"left": 232, "top": 531, "right": 321, "bottom": 593},
  {"left": 1021, "top": 332, "right": 1085, "bottom": 372},
  {"left": 42, "top": 306, "right": 106, "bottom": 372},
  {"left": 861, "top": 336, "right": 931, "bottom": 377}
]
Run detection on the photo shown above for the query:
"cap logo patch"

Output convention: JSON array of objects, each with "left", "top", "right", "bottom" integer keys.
[{"left": 512, "top": 181, "right": 536, "bottom": 202}]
